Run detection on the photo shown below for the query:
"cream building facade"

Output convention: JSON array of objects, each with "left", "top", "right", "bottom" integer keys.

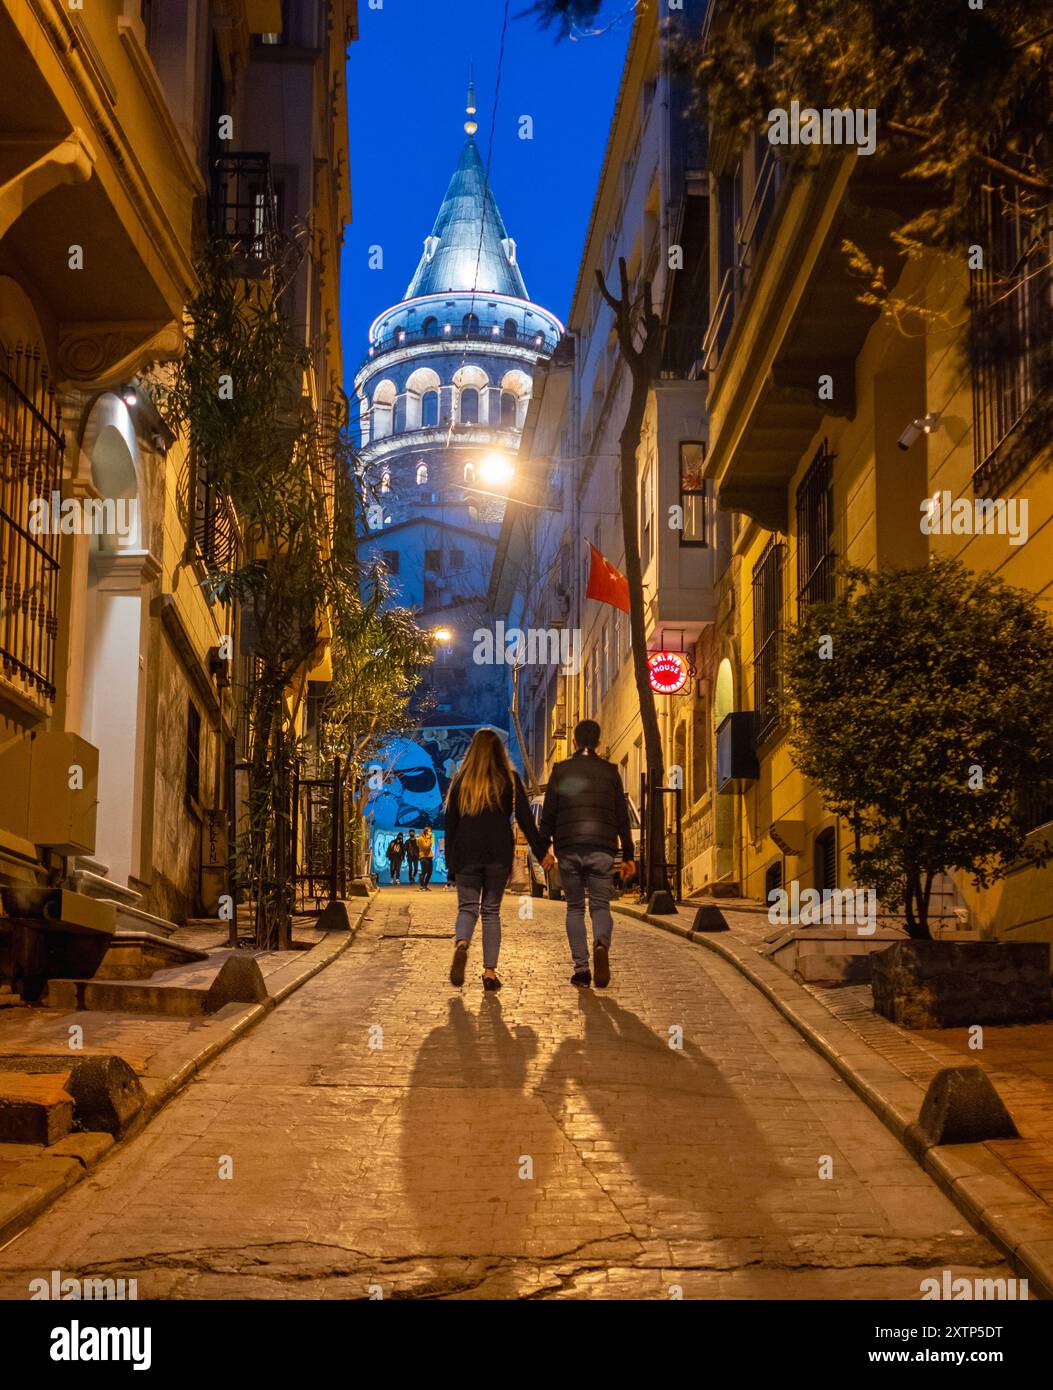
[{"left": 0, "top": 0, "right": 355, "bottom": 994}]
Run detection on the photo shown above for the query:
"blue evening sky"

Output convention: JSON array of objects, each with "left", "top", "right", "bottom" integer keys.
[{"left": 339, "top": 0, "right": 633, "bottom": 386}]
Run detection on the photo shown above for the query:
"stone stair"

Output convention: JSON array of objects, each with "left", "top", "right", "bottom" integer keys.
[
  {"left": 67, "top": 866, "right": 178, "bottom": 938},
  {"left": 44, "top": 954, "right": 268, "bottom": 1018}
]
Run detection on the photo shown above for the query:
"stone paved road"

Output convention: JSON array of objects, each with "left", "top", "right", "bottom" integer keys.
[{"left": 0, "top": 889, "right": 1013, "bottom": 1299}]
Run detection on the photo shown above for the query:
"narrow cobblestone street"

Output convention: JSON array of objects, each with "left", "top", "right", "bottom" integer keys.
[{"left": 0, "top": 889, "right": 1012, "bottom": 1299}]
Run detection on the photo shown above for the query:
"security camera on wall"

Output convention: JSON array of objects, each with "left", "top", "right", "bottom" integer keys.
[{"left": 898, "top": 413, "right": 941, "bottom": 451}]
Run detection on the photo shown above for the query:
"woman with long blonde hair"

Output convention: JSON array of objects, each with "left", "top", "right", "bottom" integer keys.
[{"left": 444, "top": 728, "right": 548, "bottom": 990}]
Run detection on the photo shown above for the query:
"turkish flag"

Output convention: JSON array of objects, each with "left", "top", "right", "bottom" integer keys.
[{"left": 585, "top": 543, "right": 630, "bottom": 613}]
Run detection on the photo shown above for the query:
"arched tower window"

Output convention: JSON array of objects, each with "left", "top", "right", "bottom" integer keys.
[
  {"left": 464, "top": 462, "right": 476, "bottom": 483},
  {"left": 381, "top": 469, "right": 391, "bottom": 493},
  {"left": 503, "top": 317, "right": 518, "bottom": 340},
  {"left": 421, "top": 390, "right": 439, "bottom": 427},
  {"left": 500, "top": 391, "right": 516, "bottom": 428},
  {"left": 460, "top": 388, "right": 479, "bottom": 424},
  {"left": 462, "top": 312, "right": 480, "bottom": 336},
  {"left": 416, "top": 462, "right": 428, "bottom": 485},
  {"left": 423, "top": 316, "right": 438, "bottom": 337}
]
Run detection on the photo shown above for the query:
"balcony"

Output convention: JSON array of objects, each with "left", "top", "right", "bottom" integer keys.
[
  {"left": 361, "top": 323, "right": 557, "bottom": 374},
  {"left": 208, "top": 153, "right": 281, "bottom": 271},
  {"left": 638, "top": 382, "right": 728, "bottom": 643},
  {"left": 703, "top": 145, "right": 928, "bottom": 531}
]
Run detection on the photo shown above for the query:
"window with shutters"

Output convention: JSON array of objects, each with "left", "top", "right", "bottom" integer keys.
[
  {"left": 796, "top": 441, "right": 835, "bottom": 607},
  {"left": 814, "top": 827, "right": 837, "bottom": 894}
]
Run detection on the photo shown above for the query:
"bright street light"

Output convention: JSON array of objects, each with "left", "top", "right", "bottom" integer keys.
[
  {"left": 432, "top": 627, "right": 453, "bottom": 644},
  {"left": 478, "top": 452, "right": 515, "bottom": 489}
]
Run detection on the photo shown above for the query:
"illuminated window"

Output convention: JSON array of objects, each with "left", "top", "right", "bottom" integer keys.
[
  {"left": 464, "top": 462, "right": 476, "bottom": 483},
  {"left": 416, "top": 462, "right": 428, "bottom": 485},
  {"left": 679, "top": 440, "right": 709, "bottom": 547},
  {"left": 381, "top": 470, "right": 391, "bottom": 493}
]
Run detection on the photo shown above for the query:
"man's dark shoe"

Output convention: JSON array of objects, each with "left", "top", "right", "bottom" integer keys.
[
  {"left": 450, "top": 941, "right": 468, "bottom": 987},
  {"left": 571, "top": 968, "right": 592, "bottom": 988},
  {"left": 593, "top": 943, "right": 611, "bottom": 989}
]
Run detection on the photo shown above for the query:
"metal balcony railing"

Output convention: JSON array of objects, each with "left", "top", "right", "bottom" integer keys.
[
  {"left": 702, "top": 145, "right": 786, "bottom": 374},
  {"left": 0, "top": 344, "right": 63, "bottom": 701},
  {"left": 363, "top": 323, "right": 556, "bottom": 372},
  {"left": 208, "top": 152, "right": 281, "bottom": 266}
]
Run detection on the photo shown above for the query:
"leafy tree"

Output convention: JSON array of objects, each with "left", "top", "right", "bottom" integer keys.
[
  {"left": 317, "top": 472, "right": 433, "bottom": 880},
  {"left": 522, "top": 0, "right": 604, "bottom": 38},
  {"left": 782, "top": 559, "right": 1053, "bottom": 938},
  {"left": 157, "top": 239, "right": 430, "bottom": 943}
]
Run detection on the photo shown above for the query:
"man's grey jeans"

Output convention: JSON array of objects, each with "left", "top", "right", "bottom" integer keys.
[{"left": 558, "top": 850, "right": 614, "bottom": 971}]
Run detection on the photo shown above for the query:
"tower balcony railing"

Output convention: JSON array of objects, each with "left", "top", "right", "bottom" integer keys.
[{"left": 361, "top": 323, "right": 557, "bottom": 372}]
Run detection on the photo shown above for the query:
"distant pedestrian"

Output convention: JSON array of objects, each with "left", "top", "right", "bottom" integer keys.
[
  {"left": 406, "top": 830, "right": 420, "bottom": 882},
  {"left": 386, "top": 833, "right": 405, "bottom": 885},
  {"left": 444, "top": 729, "right": 547, "bottom": 991},
  {"left": 538, "top": 719, "right": 635, "bottom": 989},
  {"left": 417, "top": 827, "right": 434, "bottom": 890}
]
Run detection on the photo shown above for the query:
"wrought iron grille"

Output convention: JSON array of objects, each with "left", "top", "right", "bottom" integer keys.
[
  {"left": 752, "top": 537, "right": 784, "bottom": 743},
  {"left": 969, "top": 172, "right": 1053, "bottom": 489},
  {"left": 209, "top": 152, "right": 281, "bottom": 264},
  {"left": 796, "top": 440, "right": 836, "bottom": 606},
  {"left": 192, "top": 459, "right": 238, "bottom": 573},
  {"left": 0, "top": 343, "right": 63, "bottom": 701}
]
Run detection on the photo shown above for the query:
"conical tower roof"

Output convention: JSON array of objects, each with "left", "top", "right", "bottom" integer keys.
[{"left": 404, "top": 136, "right": 529, "bottom": 301}]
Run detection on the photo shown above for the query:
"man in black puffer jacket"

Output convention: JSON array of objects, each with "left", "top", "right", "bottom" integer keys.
[{"left": 538, "top": 720, "right": 635, "bottom": 989}]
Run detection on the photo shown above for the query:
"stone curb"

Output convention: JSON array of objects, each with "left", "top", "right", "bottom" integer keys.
[
  {"left": 0, "top": 894, "right": 375, "bottom": 1252},
  {"left": 613, "top": 899, "right": 1053, "bottom": 1300}
]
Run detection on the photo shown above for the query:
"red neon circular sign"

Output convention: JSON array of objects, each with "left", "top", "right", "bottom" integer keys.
[{"left": 647, "top": 651, "right": 688, "bottom": 695}]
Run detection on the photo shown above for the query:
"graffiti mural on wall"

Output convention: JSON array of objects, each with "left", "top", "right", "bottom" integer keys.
[{"left": 366, "top": 726, "right": 508, "bottom": 882}]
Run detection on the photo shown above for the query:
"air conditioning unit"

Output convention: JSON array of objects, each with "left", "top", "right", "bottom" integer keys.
[{"left": 716, "top": 712, "right": 758, "bottom": 791}]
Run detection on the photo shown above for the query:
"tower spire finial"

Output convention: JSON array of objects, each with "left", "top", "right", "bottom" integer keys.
[{"left": 464, "top": 62, "right": 478, "bottom": 136}]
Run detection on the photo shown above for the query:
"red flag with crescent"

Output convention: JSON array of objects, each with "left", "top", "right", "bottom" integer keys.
[{"left": 585, "top": 543, "right": 630, "bottom": 613}]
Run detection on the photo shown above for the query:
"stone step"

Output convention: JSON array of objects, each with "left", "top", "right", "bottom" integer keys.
[
  {"left": 0, "top": 1070, "right": 74, "bottom": 1145},
  {"left": 67, "top": 867, "right": 142, "bottom": 909},
  {"left": 95, "top": 931, "right": 209, "bottom": 980},
  {"left": 44, "top": 953, "right": 268, "bottom": 1018},
  {"left": 109, "top": 902, "right": 179, "bottom": 939}
]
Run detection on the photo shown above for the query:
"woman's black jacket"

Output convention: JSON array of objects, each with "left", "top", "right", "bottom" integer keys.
[{"left": 444, "top": 771, "right": 547, "bottom": 875}]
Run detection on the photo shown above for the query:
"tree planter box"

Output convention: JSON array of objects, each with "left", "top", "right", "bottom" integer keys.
[
  {"left": 871, "top": 940, "right": 1052, "bottom": 1029},
  {"left": 763, "top": 927, "right": 908, "bottom": 986}
]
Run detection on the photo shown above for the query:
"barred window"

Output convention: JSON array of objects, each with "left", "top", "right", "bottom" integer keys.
[
  {"left": 796, "top": 440, "right": 835, "bottom": 606},
  {"left": 0, "top": 343, "right": 63, "bottom": 702},
  {"left": 969, "top": 172, "right": 1053, "bottom": 490},
  {"left": 752, "top": 537, "right": 784, "bottom": 742}
]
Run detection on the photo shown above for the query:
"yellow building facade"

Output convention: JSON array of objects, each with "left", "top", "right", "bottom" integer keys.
[{"left": 704, "top": 129, "right": 1053, "bottom": 940}]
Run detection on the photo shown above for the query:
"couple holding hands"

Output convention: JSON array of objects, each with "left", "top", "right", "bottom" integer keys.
[{"left": 443, "top": 719, "right": 635, "bottom": 992}]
